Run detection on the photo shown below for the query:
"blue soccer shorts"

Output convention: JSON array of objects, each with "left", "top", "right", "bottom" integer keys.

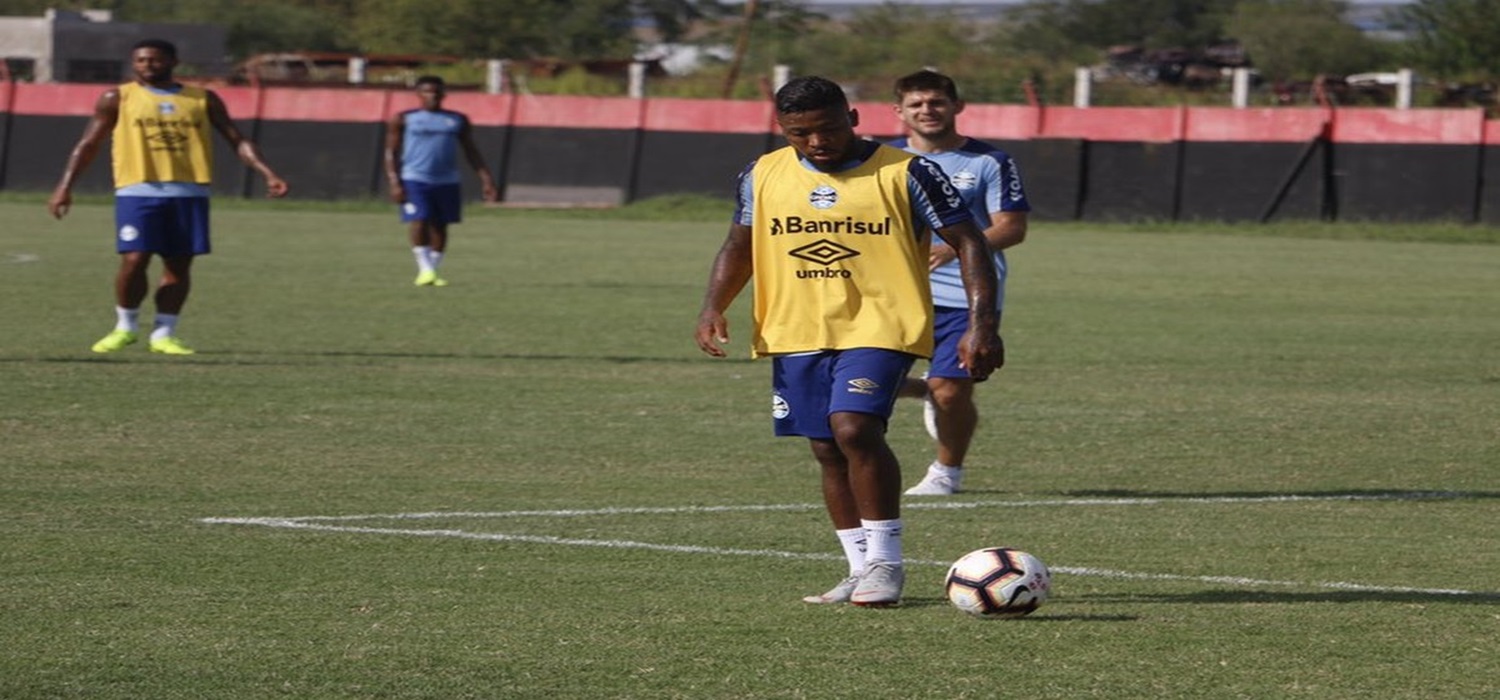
[
  {"left": 926, "top": 305, "right": 1003, "bottom": 381},
  {"left": 771, "top": 348, "right": 917, "bottom": 439},
  {"left": 400, "top": 180, "right": 463, "bottom": 224},
  {"left": 114, "top": 196, "right": 211, "bottom": 256}
]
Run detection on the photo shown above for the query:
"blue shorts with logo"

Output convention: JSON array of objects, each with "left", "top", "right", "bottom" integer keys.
[
  {"left": 400, "top": 180, "right": 463, "bottom": 224},
  {"left": 115, "top": 196, "right": 211, "bottom": 256},
  {"left": 771, "top": 348, "right": 917, "bottom": 439}
]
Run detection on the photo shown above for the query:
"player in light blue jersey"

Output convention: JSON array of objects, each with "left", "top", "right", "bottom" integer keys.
[
  {"left": 384, "top": 76, "right": 499, "bottom": 287},
  {"left": 889, "top": 70, "right": 1031, "bottom": 496}
]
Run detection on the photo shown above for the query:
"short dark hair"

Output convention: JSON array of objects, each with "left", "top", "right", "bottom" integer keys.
[
  {"left": 775, "top": 76, "right": 849, "bottom": 115},
  {"left": 132, "top": 39, "right": 177, "bottom": 59},
  {"left": 894, "top": 70, "right": 960, "bottom": 102},
  {"left": 415, "top": 75, "right": 445, "bottom": 89}
]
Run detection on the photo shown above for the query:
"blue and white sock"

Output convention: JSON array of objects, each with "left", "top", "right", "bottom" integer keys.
[
  {"left": 115, "top": 306, "right": 140, "bottom": 333},
  {"left": 413, "top": 246, "right": 435, "bottom": 273},
  {"left": 835, "top": 527, "right": 867, "bottom": 577},
  {"left": 862, "top": 518, "right": 904, "bottom": 565},
  {"left": 150, "top": 313, "right": 179, "bottom": 341}
]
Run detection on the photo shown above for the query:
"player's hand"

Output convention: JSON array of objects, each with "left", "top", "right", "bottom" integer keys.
[
  {"left": 957, "top": 330, "right": 1004, "bottom": 380},
  {"left": 47, "top": 189, "right": 72, "bottom": 220},
  {"left": 265, "top": 177, "right": 290, "bottom": 198},
  {"left": 929, "top": 243, "right": 956, "bottom": 271},
  {"left": 695, "top": 310, "right": 731, "bottom": 358},
  {"left": 388, "top": 183, "right": 405, "bottom": 204},
  {"left": 482, "top": 183, "right": 500, "bottom": 203}
]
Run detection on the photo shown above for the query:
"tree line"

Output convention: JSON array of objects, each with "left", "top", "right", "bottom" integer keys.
[{"left": 2, "top": 0, "right": 1495, "bottom": 105}]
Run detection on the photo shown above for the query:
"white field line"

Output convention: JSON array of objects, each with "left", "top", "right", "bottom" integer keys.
[
  {"left": 199, "top": 490, "right": 1474, "bottom": 524},
  {"left": 201, "top": 491, "right": 1496, "bottom": 598}
]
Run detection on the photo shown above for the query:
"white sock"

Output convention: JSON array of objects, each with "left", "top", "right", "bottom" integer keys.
[
  {"left": 429, "top": 250, "right": 444, "bottom": 270},
  {"left": 413, "top": 246, "right": 434, "bottom": 273},
  {"left": 835, "top": 527, "right": 867, "bottom": 576},
  {"left": 862, "top": 518, "right": 903, "bottom": 565},
  {"left": 115, "top": 306, "right": 140, "bottom": 333},
  {"left": 150, "top": 313, "right": 179, "bottom": 341},
  {"left": 932, "top": 462, "right": 963, "bottom": 487}
]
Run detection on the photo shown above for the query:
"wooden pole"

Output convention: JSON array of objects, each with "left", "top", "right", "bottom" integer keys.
[{"left": 721, "top": 0, "right": 759, "bottom": 99}]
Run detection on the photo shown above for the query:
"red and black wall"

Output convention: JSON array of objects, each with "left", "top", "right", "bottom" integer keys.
[{"left": 4, "top": 81, "right": 1498, "bottom": 224}]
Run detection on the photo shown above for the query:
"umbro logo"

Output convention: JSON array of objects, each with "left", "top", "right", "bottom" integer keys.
[
  {"left": 847, "top": 377, "right": 880, "bottom": 395},
  {"left": 146, "top": 131, "right": 190, "bottom": 147},
  {"left": 789, "top": 239, "right": 859, "bottom": 266}
]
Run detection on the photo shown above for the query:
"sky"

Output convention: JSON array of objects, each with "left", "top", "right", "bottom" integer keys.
[
  {"left": 812, "top": 0, "right": 1411, "bottom": 4},
  {"left": 810, "top": 0, "right": 1025, "bottom": 4}
]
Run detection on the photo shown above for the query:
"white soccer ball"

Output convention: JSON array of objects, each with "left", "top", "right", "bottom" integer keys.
[{"left": 944, "top": 547, "right": 1051, "bottom": 618}]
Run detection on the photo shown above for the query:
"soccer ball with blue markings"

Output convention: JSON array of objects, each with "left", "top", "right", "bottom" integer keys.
[{"left": 944, "top": 547, "right": 1050, "bottom": 618}]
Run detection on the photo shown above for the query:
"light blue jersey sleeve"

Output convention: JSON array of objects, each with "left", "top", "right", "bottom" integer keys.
[
  {"left": 905, "top": 155, "right": 971, "bottom": 232},
  {"left": 909, "top": 139, "right": 1030, "bottom": 309},
  {"left": 733, "top": 159, "right": 756, "bottom": 225}
]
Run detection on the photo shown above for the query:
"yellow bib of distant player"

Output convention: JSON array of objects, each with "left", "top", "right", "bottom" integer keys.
[
  {"left": 749, "top": 145, "right": 933, "bottom": 358},
  {"left": 112, "top": 82, "right": 214, "bottom": 188}
]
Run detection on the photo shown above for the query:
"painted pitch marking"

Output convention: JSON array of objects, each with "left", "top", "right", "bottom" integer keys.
[{"left": 201, "top": 490, "right": 1496, "bottom": 599}]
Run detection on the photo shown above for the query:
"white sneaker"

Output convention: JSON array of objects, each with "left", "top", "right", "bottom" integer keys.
[
  {"left": 922, "top": 393, "right": 939, "bottom": 440},
  {"left": 904, "top": 464, "right": 961, "bottom": 496},
  {"left": 850, "top": 561, "right": 904, "bottom": 607},
  {"left": 802, "top": 575, "right": 861, "bottom": 604}
]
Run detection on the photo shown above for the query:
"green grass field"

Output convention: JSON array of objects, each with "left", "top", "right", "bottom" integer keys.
[{"left": 2, "top": 200, "right": 1497, "bottom": 699}]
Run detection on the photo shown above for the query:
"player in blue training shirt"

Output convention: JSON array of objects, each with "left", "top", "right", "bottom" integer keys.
[
  {"left": 695, "top": 76, "right": 1004, "bottom": 607},
  {"left": 888, "top": 70, "right": 1032, "bottom": 496},
  {"left": 384, "top": 75, "right": 499, "bottom": 287}
]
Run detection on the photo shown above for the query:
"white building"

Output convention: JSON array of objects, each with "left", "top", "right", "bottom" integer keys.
[{"left": 0, "top": 9, "right": 227, "bottom": 82}]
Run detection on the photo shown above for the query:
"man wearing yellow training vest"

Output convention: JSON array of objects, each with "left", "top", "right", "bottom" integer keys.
[
  {"left": 695, "top": 76, "right": 1003, "bottom": 608},
  {"left": 49, "top": 38, "right": 289, "bottom": 355}
]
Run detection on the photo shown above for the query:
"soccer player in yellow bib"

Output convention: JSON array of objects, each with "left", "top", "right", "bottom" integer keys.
[
  {"left": 49, "top": 39, "right": 289, "bottom": 355},
  {"left": 695, "top": 76, "right": 1003, "bottom": 607}
]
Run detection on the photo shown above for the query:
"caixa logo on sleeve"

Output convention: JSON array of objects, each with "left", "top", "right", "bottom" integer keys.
[{"left": 918, "top": 157, "right": 963, "bottom": 209}]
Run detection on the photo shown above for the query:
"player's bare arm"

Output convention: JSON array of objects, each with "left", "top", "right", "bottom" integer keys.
[
  {"left": 986, "top": 211, "right": 1027, "bottom": 250},
  {"left": 383, "top": 112, "right": 406, "bottom": 204},
  {"left": 927, "top": 210, "right": 1027, "bottom": 271},
  {"left": 48, "top": 89, "right": 120, "bottom": 220},
  {"left": 206, "top": 91, "right": 288, "bottom": 198},
  {"left": 936, "top": 220, "right": 1003, "bottom": 377},
  {"left": 695, "top": 223, "right": 754, "bottom": 358}
]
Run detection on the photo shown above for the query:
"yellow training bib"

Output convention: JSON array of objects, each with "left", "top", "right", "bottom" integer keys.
[
  {"left": 748, "top": 145, "right": 933, "bottom": 357},
  {"left": 112, "top": 82, "right": 214, "bottom": 188}
]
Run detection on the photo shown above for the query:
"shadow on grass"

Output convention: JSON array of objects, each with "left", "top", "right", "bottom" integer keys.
[
  {"left": 900, "top": 596, "right": 1139, "bottom": 620},
  {"left": 13, "top": 350, "right": 734, "bottom": 366}
]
